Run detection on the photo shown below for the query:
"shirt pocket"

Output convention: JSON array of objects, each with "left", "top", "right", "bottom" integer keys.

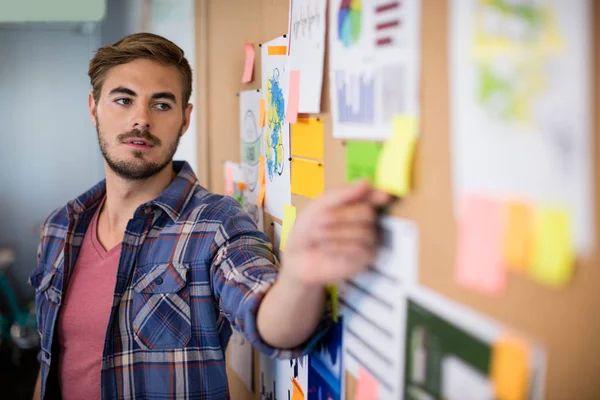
[
  {"left": 29, "top": 263, "right": 61, "bottom": 357},
  {"left": 131, "top": 262, "right": 192, "bottom": 350}
]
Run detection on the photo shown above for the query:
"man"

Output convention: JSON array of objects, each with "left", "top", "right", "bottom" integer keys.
[{"left": 30, "top": 33, "right": 391, "bottom": 399}]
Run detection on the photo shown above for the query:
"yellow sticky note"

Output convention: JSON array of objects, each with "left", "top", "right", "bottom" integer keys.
[
  {"left": 491, "top": 335, "right": 531, "bottom": 400},
  {"left": 280, "top": 204, "right": 296, "bottom": 251},
  {"left": 374, "top": 116, "right": 418, "bottom": 197},
  {"left": 529, "top": 207, "right": 574, "bottom": 287},
  {"left": 291, "top": 158, "right": 325, "bottom": 199},
  {"left": 326, "top": 284, "right": 338, "bottom": 323},
  {"left": 259, "top": 99, "right": 266, "bottom": 127},
  {"left": 291, "top": 118, "right": 325, "bottom": 159},
  {"left": 503, "top": 202, "right": 533, "bottom": 273},
  {"left": 355, "top": 367, "right": 378, "bottom": 400}
]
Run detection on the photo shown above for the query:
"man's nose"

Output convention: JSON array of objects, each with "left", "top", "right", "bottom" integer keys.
[{"left": 132, "top": 106, "right": 151, "bottom": 131}]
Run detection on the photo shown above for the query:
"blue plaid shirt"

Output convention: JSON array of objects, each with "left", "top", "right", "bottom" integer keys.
[{"left": 29, "top": 161, "right": 330, "bottom": 399}]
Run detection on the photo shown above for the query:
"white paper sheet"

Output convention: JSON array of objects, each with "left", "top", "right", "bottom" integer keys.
[
  {"left": 228, "top": 331, "right": 254, "bottom": 393},
  {"left": 239, "top": 89, "right": 265, "bottom": 231},
  {"left": 287, "top": 0, "right": 328, "bottom": 113},
  {"left": 328, "top": 0, "right": 421, "bottom": 140},
  {"left": 449, "top": 0, "right": 594, "bottom": 251},
  {"left": 261, "top": 36, "right": 292, "bottom": 221},
  {"left": 340, "top": 216, "right": 419, "bottom": 399}
]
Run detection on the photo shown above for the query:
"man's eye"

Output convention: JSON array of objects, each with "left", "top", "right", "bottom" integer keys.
[
  {"left": 116, "top": 98, "right": 132, "bottom": 106},
  {"left": 155, "top": 103, "right": 172, "bottom": 111}
]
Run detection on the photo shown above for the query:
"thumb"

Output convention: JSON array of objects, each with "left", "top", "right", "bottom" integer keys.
[{"left": 320, "top": 179, "right": 371, "bottom": 209}]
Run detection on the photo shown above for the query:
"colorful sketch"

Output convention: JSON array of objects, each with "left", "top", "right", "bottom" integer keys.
[
  {"left": 308, "top": 319, "right": 343, "bottom": 400},
  {"left": 338, "top": 0, "right": 362, "bottom": 47},
  {"left": 265, "top": 68, "right": 286, "bottom": 181},
  {"left": 472, "top": 0, "right": 564, "bottom": 125}
]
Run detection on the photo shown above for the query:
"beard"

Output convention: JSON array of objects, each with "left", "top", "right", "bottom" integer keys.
[{"left": 96, "top": 120, "right": 182, "bottom": 181}]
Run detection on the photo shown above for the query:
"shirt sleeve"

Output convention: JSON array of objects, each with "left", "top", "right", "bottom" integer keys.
[{"left": 209, "top": 201, "right": 333, "bottom": 359}]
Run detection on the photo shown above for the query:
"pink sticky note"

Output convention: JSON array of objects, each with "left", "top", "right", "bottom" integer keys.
[
  {"left": 455, "top": 194, "right": 506, "bottom": 295},
  {"left": 224, "top": 164, "right": 234, "bottom": 195},
  {"left": 241, "top": 43, "right": 255, "bottom": 83},
  {"left": 355, "top": 367, "right": 378, "bottom": 400},
  {"left": 285, "top": 70, "right": 301, "bottom": 123}
]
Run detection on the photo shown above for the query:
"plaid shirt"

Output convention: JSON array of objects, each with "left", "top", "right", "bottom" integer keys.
[{"left": 29, "top": 161, "right": 330, "bottom": 399}]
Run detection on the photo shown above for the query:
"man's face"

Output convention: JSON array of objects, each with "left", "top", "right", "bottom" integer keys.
[{"left": 89, "top": 58, "right": 193, "bottom": 180}]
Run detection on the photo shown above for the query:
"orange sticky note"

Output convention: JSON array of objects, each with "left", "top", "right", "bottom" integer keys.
[
  {"left": 529, "top": 207, "right": 574, "bottom": 287},
  {"left": 491, "top": 335, "right": 531, "bottom": 400},
  {"left": 291, "top": 117, "right": 325, "bottom": 159},
  {"left": 285, "top": 70, "right": 301, "bottom": 123},
  {"left": 355, "top": 367, "right": 378, "bottom": 400},
  {"left": 291, "top": 158, "right": 324, "bottom": 199},
  {"left": 291, "top": 377, "right": 304, "bottom": 400},
  {"left": 241, "top": 42, "right": 255, "bottom": 83},
  {"left": 267, "top": 45, "right": 287, "bottom": 55},
  {"left": 503, "top": 202, "right": 533, "bottom": 273},
  {"left": 224, "top": 164, "right": 234, "bottom": 196},
  {"left": 257, "top": 156, "right": 266, "bottom": 206},
  {"left": 259, "top": 99, "right": 266, "bottom": 127},
  {"left": 455, "top": 195, "right": 506, "bottom": 295}
]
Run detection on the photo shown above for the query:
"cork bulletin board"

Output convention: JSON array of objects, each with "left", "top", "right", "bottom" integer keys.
[{"left": 194, "top": 1, "right": 600, "bottom": 399}]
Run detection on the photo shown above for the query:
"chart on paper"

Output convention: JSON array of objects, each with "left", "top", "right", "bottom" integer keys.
[
  {"left": 339, "top": 217, "right": 419, "bottom": 399},
  {"left": 329, "top": 0, "right": 422, "bottom": 140}
]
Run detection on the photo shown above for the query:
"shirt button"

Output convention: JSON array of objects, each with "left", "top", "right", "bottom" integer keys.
[{"left": 155, "top": 277, "right": 163, "bottom": 285}]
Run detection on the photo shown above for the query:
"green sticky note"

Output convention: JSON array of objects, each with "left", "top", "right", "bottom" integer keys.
[{"left": 345, "top": 141, "right": 383, "bottom": 184}]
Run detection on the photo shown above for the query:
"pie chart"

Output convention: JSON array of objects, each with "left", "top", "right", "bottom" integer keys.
[{"left": 338, "top": 0, "right": 361, "bottom": 48}]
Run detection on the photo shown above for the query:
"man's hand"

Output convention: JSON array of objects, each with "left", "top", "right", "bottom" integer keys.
[
  {"left": 281, "top": 179, "right": 393, "bottom": 286},
  {"left": 256, "top": 180, "right": 393, "bottom": 350}
]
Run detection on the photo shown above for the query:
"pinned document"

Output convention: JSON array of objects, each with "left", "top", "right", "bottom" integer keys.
[
  {"left": 241, "top": 42, "right": 255, "bottom": 83},
  {"left": 529, "top": 207, "right": 574, "bottom": 287},
  {"left": 491, "top": 335, "right": 531, "bottom": 400},
  {"left": 280, "top": 204, "right": 296, "bottom": 251},
  {"left": 374, "top": 116, "right": 418, "bottom": 197}
]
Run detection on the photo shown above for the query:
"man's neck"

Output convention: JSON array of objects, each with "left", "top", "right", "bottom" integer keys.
[{"left": 101, "top": 163, "right": 176, "bottom": 236}]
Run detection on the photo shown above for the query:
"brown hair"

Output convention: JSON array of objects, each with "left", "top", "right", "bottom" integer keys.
[{"left": 88, "top": 32, "right": 193, "bottom": 108}]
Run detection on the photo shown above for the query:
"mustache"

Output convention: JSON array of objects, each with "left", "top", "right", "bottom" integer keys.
[{"left": 118, "top": 129, "right": 161, "bottom": 146}]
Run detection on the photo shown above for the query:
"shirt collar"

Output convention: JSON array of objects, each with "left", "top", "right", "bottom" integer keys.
[{"left": 66, "top": 161, "right": 199, "bottom": 222}]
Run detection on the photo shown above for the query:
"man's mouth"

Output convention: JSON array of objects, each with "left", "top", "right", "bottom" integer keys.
[{"left": 123, "top": 138, "right": 154, "bottom": 149}]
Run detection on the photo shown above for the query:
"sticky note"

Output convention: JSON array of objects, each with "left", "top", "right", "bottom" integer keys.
[
  {"left": 374, "top": 116, "right": 418, "bottom": 197},
  {"left": 455, "top": 195, "right": 506, "bottom": 295},
  {"left": 259, "top": 99, "right": 266, "bottom": 127},
  {"left": 291, "top": 158, "right": 325, "bottom": 199},
  {"left": 285, "top": 70, "right": 301, "bottom": 124},
  {"left": 257, "top": 156, "right": 266, "bottom": 206},
  {"left": 345, "top": 141, "right": 383, "bottom": 184},
  {"left": 241, "top": 42, "right": 255, "bottom": 83},
  {"left": 529, "top": 207, "right": 574, "bottom": 287},
  {"left": 224, "top": 164, "right": 234, "bottom": 196},
  {"left": 267, "top": 45, "right": 287, "bottom": 55},
  {"left": 280, "top": 204, "right": 296, "bottom": 251},
  {"left": 503, "top": 202, "right": 533, "bottom": 273},
  {"left": 291, "top": 117, "right": 325, "bottom": 159},
  {"left": 355, "top": 367, "right": 378, "bottom": 400},
  {"left": 326, "top": 284, "right": 338, "bottom": 322},
  {"left": 491, "top": 335, "right": 531, "bottom": 400},
  {"left": 291, "top": 377, "right": 304, "bottom": 400}
]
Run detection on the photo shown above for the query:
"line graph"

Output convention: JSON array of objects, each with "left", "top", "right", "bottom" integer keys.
[{"left": 290, "top": 0, "right": 322, "bottom": 40}]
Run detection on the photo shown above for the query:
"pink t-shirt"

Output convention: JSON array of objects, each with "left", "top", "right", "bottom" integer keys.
[{"left": 57, "top": 198, "right": 121, "bottom": 400}]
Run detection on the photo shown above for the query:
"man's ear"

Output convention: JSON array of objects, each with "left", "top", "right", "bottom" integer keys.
[
  {"left": 88, "top": 92, "right": 98, "bottom": 126},
  {"left": 179, "top": 103, "right": 194, "bottom": 136}
]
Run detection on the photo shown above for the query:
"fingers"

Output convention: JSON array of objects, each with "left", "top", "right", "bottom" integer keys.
[
  {"left": 320, "top": 202, "right": 377, "bottom": 227},
  {"left": 313, "top": 224, "right": 377, "bottom": 247},
  {"left": 319, "top": 180, "right": 371, "bottom": 209}
]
